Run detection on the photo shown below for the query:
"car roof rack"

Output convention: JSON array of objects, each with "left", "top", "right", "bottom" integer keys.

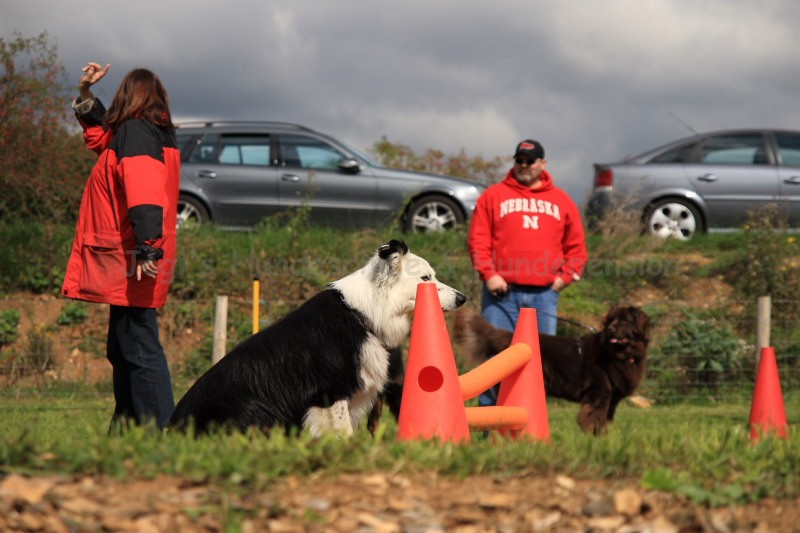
[{"left": 176, "top": 120, "right": 314, "bottom": 131}]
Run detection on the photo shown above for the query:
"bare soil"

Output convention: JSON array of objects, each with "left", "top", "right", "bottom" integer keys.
[{"left": 2, "top": 470, "right": 799, "bottom": 532}]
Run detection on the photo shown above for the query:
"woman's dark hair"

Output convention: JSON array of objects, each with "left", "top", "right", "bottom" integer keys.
[{"left": 104, "top": 68, "right": 174, "bottom": 133}]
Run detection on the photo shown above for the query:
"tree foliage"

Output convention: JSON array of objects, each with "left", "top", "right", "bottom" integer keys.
[
  {"left": 369, "top": 135, "right": 507, "bottom": 185},
  {"left": 0, "top": 32, "right": 93, "bottom": 223}
]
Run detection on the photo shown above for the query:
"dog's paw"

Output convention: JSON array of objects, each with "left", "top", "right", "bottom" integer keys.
[
  {"left": 578, "top": 404, "right": 609, "bottom": 436},
  {"left": 580, "top": 420, "right": 609, "bottom": 436}
]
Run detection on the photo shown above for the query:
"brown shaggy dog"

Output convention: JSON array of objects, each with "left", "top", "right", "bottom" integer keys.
[{"left": 451, "top": 305, "right": 652, "bottom": 435}]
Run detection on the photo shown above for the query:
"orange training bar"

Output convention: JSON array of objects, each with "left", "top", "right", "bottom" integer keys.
[
  {"left": 458, "top": 343, "right": 532, "bottom": 401},
  {"left": 464, "top": 406, "right": 528, "bottom": 431}
]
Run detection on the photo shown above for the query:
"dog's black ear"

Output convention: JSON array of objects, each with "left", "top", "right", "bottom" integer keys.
[
  {"left": 373, "top": 239, "right": 408, "bottom": 288},
  {"left": 378, "top": 239, "right": 409, "bottom": 259}
]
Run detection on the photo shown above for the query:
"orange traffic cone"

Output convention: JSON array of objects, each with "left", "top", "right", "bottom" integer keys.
[
  {"left": 397, "top": 283, "right": 471, "bottom": 443},
  {"left": 496, "top": 308, "right": 550, "bottom": 441},
  {"left": 749, "top": 346, "right": 789, "bottom": 441}
]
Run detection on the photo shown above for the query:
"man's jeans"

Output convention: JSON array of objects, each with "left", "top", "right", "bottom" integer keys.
[{"left": 478, "top": 284, "right": 559, "bottom": 406}]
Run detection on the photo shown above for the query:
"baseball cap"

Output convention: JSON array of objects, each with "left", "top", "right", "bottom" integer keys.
[{"left": 514, "top": 139, "right": 545, "bottom": 161}]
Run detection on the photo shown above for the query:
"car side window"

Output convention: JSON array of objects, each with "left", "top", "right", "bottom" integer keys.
[
  {"left": 216, "top": 135, "right": 271, "bottom": 166},
  {"left": 280, "top": 134, "right": 344, "bottom": 170},
  {"left": 699, "top": 134, "right": 766, "bottom": 165},
  {"left": 775, "top": 133, "right": 800, "bottom": 166},
  {"left": 650, "top": 143, "right": 697, "bottom": 164}
]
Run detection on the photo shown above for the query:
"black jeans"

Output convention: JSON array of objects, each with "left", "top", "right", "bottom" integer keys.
[{"left": 107, "top": 306, "right": 175, "bottom": 430}]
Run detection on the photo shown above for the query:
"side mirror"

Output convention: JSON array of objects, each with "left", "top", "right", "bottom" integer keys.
[{"left": 338, "top": 158, "right": 361, "bottom": 174}]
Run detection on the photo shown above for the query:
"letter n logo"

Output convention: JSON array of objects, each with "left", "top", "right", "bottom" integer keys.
[{"left": 523, "top": 215, "right": 539, "bottom": 229}]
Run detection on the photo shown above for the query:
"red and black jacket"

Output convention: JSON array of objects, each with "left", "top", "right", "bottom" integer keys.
[{"left": 61, "top": 99, "right": 180, "bottom": 308}]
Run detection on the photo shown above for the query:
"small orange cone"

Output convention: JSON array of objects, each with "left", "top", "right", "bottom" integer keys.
[
  {"left": 749, "top": 346, "right": 789, "bottom": 441},
  {"left": 496, "top": 308, "right": 550, "bottom": 441},
  {"left": 397, "top": 283, "right": 471, "bottom": 443}
]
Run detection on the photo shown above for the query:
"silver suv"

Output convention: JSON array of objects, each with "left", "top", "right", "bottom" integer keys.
[
  {"left": 586, "top": 129, "right": 800, "bottom": 240},
  {"left": 175, "top": 121, "right": 485, "bottom": 232}
]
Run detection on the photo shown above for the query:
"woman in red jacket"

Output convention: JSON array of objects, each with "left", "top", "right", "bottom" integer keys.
[{"left": 62, "top": 62, "right": 180, "bottom": 430}]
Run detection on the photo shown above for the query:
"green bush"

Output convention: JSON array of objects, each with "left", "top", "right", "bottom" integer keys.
[
  {"left": 57, "top": 301, "right": 89, "bottom": 325},
  {"left": 654, "top": 311, "right": 751, "bottom": 397},
  {"left": 0, "top": 220, "right": 73, "bottom": 294},
  {"left": 728, "top": 204, "right": 800, "bottom": 319},
  {"left": 0, "top": 309, "right": 21, "bottom": 346}
]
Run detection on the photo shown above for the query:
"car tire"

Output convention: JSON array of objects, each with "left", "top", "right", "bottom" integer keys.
[
  {"left": 177, "top": 194, "right": 210, "bottom": 229},
  {"left": 404, "top": 196, "right": 465, "bottom": 233},
  {"left": 644, "top": 198, "right": 703, "bottom": 240}
]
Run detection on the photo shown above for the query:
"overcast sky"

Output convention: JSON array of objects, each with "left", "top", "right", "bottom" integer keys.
[{"left": 4, "top": 0, "right": 799, "bottom": 203}]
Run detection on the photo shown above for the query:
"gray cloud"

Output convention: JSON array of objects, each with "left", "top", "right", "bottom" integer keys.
[{"left": 5, "top": 0, "right": 800, "bottom": 202}]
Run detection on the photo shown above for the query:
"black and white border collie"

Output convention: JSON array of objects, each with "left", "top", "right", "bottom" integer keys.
[{"left": 169, "top": 240, "right": 466, "bottom": 437}]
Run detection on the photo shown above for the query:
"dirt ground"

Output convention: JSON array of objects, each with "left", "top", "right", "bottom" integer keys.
[
  {"left": 0, "top": 292, "right": 210, "bottom": 386},
  {"left": 2, "top": 288, "right": 797, "bottom": 532},
  {"left": 2, "top": 470, "right": 798, "bottom": 532}
]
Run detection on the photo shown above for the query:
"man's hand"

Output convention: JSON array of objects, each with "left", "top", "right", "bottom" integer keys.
[
  {"left": 486, "top": 274, "right": 509, "bottom": 297},
  {"left": 551, "top": 277, "right": 567, "bottom": 292}
]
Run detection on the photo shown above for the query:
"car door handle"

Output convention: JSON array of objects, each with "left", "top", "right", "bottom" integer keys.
[
  {"left": 196, "top": 170, "right": 217, "bottom": 179},
  {"left": 281, "top": 174, "right": 300, "bottom": 182},
  {"left": 697, "top": 174, "right": 718, "bottom": 182},
  {"left": 783, "top": 176, "right": 800, "bottom": 185}
]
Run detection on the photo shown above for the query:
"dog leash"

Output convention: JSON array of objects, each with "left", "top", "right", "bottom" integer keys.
[
  {"left": 556, "top": 315, "right": 598, "bottom": 334},
  {"left": 534, "top": 310, "right": 598, "bottom": 334}
]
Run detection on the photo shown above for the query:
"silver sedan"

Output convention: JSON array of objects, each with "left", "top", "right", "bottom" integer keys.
[{"left": 586, "top": 129, "right": 800, "bottom": 240}]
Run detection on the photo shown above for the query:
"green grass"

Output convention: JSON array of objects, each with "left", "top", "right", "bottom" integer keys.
[
  {"left": 1, "top": 390, "right": 798, "bottom": 505},
  {"left": 3, "top": 218, "right": 800, "bottom": 506}
]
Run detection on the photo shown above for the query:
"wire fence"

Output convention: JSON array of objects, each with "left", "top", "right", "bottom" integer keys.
[
  {"left": 633, "top": 298, "right": 798, "bottom": 404},
  {"left": 1, "top": 296, "right": 798, "bottom": 405}
]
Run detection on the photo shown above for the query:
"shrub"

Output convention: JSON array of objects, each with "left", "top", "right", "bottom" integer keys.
[
  {"left": 655, "top": 312, "right": 750, "bottom": 397},
  {"left": 728, "top": 204, "right": 800, "bottom": 320},
  {"left": 0, "top": 309, "right": 21, "bottom": 346},
  {"left": 370, "top": 136, "right": 505, "bottom": 185},
  {"left": 2, "top": 325, "right": 55, "bottom": 378},
  {"left": 585, "top": 192, "right": 665, "bottom": 261},
  {"left": 20, "top": 326, "right": 54, "bottom": 374},
  {"left": 57, "top": 301, "right": 88, "bottom": 325}
]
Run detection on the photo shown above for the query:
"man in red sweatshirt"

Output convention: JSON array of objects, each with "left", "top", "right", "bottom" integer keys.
[{"left": 468, "top": 139, "right": 588, "bottom": 406}]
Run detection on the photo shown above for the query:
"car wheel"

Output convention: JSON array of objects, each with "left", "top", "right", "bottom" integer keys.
[
  {"left": 405, "top": 196, "right": 465, "bottom": 233},
  {"left": 645, "top": 199, "right": 702, "bottom": 240},
  {"left": 176, "top": 195, "right": 210, "bottom": 230}
]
